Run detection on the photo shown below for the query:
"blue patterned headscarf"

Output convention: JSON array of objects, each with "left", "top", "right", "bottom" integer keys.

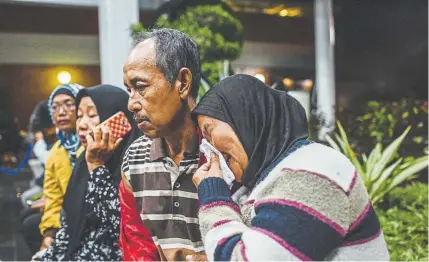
[{"left": 48, "top": 84, "right": 84, "bottom": 166}]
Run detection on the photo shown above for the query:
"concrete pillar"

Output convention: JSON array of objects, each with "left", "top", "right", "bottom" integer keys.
[
  {"left": 314, "top": 0, "right": 336, "bottom": 140},
  {"left": 98, "top": 0, "right": 139, "bottom": 88}
]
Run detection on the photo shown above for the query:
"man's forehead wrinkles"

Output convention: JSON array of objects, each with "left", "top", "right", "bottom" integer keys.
[{"left": 125, "top": 57, "right": 155, "bottom": 70}]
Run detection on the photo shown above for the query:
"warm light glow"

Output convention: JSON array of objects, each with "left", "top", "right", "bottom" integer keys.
[
  {"left": 57, "top": 71, "right": 71, "bottom": 84},
  {"left": 301, "top": 79, "right": 313, "bottom": 90},
  {"left": 279, "top": 9, "right": 289, "bottom": 17},
  {"left": 263, "top": 5, "right": 303, "bottom": 18},
  {"left": 287, "top": 8, "right": 303, "bottom": 17},
  {"left": 264, "top": 4, "right": 285, "bottom": 15},
  {"left": 282, "top": 78, "right": 294, "bottom": 88},
  {"left": 254, "top": 73, "right": 266, "bottom": 83}
]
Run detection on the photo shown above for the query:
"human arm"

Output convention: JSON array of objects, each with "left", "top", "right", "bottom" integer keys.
[
  {"left": 39, "top": 154, "right": 61, "bottom": 239},
  {"left": 34, "top": 214, "right": 71, "bottom": 261},
  {"left": 33, "top": 138, "right": 49, "bottom": 164},
  {"left": 194, "top": 155, "right": 350, "bottom": 261}
]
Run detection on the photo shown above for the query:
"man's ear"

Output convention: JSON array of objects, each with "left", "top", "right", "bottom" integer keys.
[{"left": 176, "top": 67, "right": 192, "bottom": 100}]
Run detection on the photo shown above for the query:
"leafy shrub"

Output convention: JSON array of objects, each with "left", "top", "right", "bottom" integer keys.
[
  {"left": 356, "top": 100, "right": 428, "bottom": 143},
  {"left": 327, "top": 122, "right": 428, "bottom": 204},
  {"left": 130, "top": 2, "right": 244, "bottom": 100},
  {"left": 156, "top": 5, "right": 244, "bottom": 63},
  {"left": 337, "top": 99, "right": 428, "bottom": 158},
  {"left": 375, "top": 182, "right": 428, "bottom": 261}
]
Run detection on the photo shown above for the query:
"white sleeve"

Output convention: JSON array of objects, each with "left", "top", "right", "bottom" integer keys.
[{"left": 33, "top": 139, "right": 49, "bottom": 164}]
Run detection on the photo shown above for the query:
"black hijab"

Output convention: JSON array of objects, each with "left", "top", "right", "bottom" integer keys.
[
  {"left": 192, "top": 74, "right": 309, "bottom": 188},
  {"left": 62, "top": 84, "right": 140, "bottom": 258}
]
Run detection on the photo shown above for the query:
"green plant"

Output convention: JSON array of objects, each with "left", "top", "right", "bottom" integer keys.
[
  {"left": 130, "top": 23, "right": 146, "bottom": 38},
  {"left": 198, "top": 60, "right": 231, "bottom": 101},
  {"left": 355, "top": 99, "right": 428, "bottom": 146},
  {"left": 130, "top": 3, "right": 244, "bottom": 100},
  {"left": 356, "top": 101, "right": 397, "bottom": 142},
  {"left": 156, "top": 5, "right": 243, "bottom": 63},
  {"left": 375, "top": 182, "right": 428, "bottom": 261},
  {"left": 326, "top": 121, "right": 428, "bottom": 204}
]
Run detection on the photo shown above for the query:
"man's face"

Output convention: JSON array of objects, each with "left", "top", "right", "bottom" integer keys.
[
  {"left": 51, "top": 94, "right": 76, "bottom": 133},
  {"left": 123, "top": 39, "right": 183, "bottom": 138}
]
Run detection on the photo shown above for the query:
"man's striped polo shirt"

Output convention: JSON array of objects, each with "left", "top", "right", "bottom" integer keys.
[{"left": 122, "top": 135, "right": 204, "bottom": 261}]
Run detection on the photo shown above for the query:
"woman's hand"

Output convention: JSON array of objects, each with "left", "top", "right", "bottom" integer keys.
[
  {"left": 86, "top": 125, "right": 122, "bottom": 173},
  {"left": 40, "top": 236, "right": 54, "bottom": 250},
  {"left": 192, "top": 152, "right": 222, "bottom": 187},
  {"left": 186, "top": 253, "right": 207, "bottom": 261},
  {"left": 31, "top": 196, "right": 46, "bottom": 213}
]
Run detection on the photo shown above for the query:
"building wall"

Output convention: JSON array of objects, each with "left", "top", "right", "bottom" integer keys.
[
  {"left": 0, "top": 65, "right": 100, "bottom": 129},
  {"left": 0, "top": 31, "right": 315, "bottom": 128},
  {"left": 0, "top": 3, "right": 316, "bottom": 128}
]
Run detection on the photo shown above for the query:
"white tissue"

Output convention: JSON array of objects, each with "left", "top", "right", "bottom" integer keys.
[{"left": 199, "top": 139, "right": 236, "bottom": 187}]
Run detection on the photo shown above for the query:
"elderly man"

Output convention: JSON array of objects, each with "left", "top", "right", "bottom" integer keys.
[{"left": 120, "top": 28, "right": 206, "bottom": 261}]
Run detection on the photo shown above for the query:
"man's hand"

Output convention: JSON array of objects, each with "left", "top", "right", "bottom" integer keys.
[
  {"left": 86, "top": 125, "right": 122, "bottom": 173},
  {"left": 40, "top": 236, "right": 54, "bottom": 250},
  {"left": 192, "top": 152, "right": 222, "bottom": 187}
]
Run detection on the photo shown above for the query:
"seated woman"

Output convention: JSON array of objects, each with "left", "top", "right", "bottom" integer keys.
[
  {"left": 192, "top": 74, "right": 390, "bottom": 261},
  {"left": 35, "top": 84, "right": 151, "bottom": 261}
]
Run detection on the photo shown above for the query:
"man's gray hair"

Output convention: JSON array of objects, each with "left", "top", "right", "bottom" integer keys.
[{"left": 132, "top": 28, "right": 201, "bottom": 98}]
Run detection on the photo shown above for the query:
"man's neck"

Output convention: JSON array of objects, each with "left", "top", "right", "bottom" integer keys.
[{"left": 164, "top": 112, "right": 196, "bottom": 165}]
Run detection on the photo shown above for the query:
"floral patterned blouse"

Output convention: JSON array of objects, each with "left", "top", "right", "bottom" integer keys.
[{"left": 37, "top": 166, "right": 122, "bottom": 261}]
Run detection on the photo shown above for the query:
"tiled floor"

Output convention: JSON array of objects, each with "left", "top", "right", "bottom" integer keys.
[{"left": 0, "top": 169, "right": 33, "bottom": 261}]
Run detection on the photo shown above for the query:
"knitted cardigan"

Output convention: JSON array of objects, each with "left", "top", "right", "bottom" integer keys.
[{"left": 197, "top": 142, "right": 390, "bottom": 261}]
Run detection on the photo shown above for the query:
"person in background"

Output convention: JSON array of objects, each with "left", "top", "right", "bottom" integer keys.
[
  {"left": 35, "top": 85, "right": 143, "bottom": 261},
  {"left": 192, "top": 74, "right": 390, "bottom": 261},
  {"left": 21, "top": 100, "right": 56, "bottom": 254},
  {"left": 21, "top": 100, "right": 56, "bottom": 208},
  {"left": 121, "top": 28, "right": 206, "bottom": 261},
  {"left": 38, "top": 84, "right": 84, "bottom": 250}
]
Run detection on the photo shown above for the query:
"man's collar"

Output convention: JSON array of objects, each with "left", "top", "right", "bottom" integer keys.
[
  {"left": 149, "top": 131, "right": 200, "bottom": 161},
  {"left": 149, "top": 138, "right": 166, "bottom": 161}
]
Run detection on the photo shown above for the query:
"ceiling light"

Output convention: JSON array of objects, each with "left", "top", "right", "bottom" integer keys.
[
  {"left": 279, "top": 9, "right": 289, "bottom": 17},
  {"left": 57, "top": 71, "right": 71, "bottom": 84},
  {"left": 282, "top": 78, "right": 294, "bottom": 88}
]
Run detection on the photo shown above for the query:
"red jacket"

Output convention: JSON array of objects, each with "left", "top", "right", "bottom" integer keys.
[{"left": 118, "top": 180, "right": 160, "bottom": 261}]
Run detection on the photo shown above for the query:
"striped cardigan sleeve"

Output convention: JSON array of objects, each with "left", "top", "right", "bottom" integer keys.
[{"left": 197, "top": 168, "right": 354, "bottom": 261}]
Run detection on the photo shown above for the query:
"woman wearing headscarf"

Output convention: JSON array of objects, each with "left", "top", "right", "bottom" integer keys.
[
  {"left": 35, "top": 85, "right": 151, "bottom": 261},
  {"left": 191, "top": 74, "right": 389, "bottom": 261},
  {"left": 39, "top": 84, "right": 84, "bottom": 250}
]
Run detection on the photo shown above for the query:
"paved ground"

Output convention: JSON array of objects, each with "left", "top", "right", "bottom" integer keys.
[{"left": 0, "top": 168, "right": 33, "bottom": 261}]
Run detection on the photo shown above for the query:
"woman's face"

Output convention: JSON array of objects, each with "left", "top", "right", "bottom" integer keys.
[
  {"left": 51, "top": 94, "right": 76, "bottom": 133},
  {"left": 76, "top": 96, "right": 100, "bottom": 148},
  {"left": 197, "top": 115, "right": 248, "bottom": 182}
]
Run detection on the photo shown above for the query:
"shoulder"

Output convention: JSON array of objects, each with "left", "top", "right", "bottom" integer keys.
[
  {"left": 128, "top": 135, "right": 152, "bottom": 149},
  {"left": 45, "top": 141, "right": 63, "bottom": 165},
  {"left": 123, "top": 135, "right": 152, "bottom": 159},
  {"left": 50, "top": 140, "right": 63, "bottom": 152},
  {"left": 121, "top": 135, "right": 153, "bottom": 172},
  {"left": 268, "top": 142, "right": 356, "bottom": 193}
]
